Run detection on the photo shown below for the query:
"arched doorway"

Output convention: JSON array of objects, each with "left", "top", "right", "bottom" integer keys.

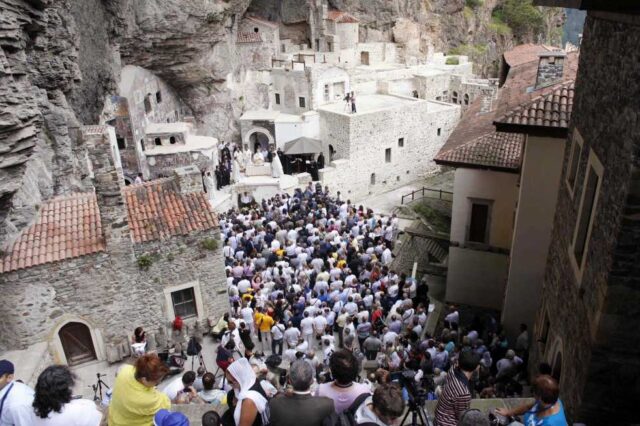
[
  {"left": 243, "top": 127, "right": 275, "bottom": 154},
  {"left": 329, "top": 144, "right": 336, "bottom": 162},
  {"left": 58, "top": 322, "right": 97, "bottom": 366},
  {"left": 249, "top": 132, "right": 270, "bottom": 153}
]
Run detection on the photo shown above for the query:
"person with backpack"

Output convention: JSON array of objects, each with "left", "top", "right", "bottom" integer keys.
[
  {"left": 353, "top": 384, "right": 404, "bottom": 426},
  {"left": 316, "top": 350, "right": 370, "bottom": 414}
]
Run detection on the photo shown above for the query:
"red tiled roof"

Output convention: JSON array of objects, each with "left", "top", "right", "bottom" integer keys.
[
  {"left": 244, "top": 15, "right": 279, "bottom": 29},
  {"left": 435, "top": 132, "right": 524, "bottom": 171},
  {"left": 495, "top": 81, "right": 574, "bottom": 130},
  {"left": 503, "top": 44, "right": 563, "bottom": 67},
  {"left": 327, "top": 10, "right": 359, "bottom": 23},
  {"left": 494, "top": 51, "right": 579, "bottom": 121},
  {"left": 124, "top": 179, "right": 219, "bottom": 243},
  {"left": 0, "top": 193, "right": 105, "bottom": 273},
  {"left": 237, "top": 32, "right": 263, "bottom": 43}
]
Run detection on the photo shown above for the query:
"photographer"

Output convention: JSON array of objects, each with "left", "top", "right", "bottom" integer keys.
[{"left": 434, "top": 351, "right": 480, "bottom": 426}]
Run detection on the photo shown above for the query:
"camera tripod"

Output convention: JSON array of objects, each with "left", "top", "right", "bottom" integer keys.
[
  {"left": 400, "top": 399, "right": 431, "bottom": 426},
  {"left": 190, "top": 350, "right": 207, "bottom": 371},
  {"left": 89, "top": 373, "right": 110, "bottom": 402}
]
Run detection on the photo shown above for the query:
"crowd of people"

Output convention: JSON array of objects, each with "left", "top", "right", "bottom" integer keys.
[{"left": 0, "top": 186, "right": 567, "bottom": 426}]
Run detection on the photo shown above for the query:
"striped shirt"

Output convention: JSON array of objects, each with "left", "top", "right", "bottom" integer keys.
[{"left": 434, "top": 368, "right": 472, "bottom": 426}]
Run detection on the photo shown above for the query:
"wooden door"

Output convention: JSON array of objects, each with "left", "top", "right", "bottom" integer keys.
[
  {"left": 59, "top": 322, "right": 96, "bottom": 366},
  {"left": 361, "top": 51, "right": 370, "bottom": 66}
]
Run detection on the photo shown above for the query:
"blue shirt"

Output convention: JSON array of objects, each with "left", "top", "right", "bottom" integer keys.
[{"left": 523, "top": 400, "right": 568, "bottom": 426}]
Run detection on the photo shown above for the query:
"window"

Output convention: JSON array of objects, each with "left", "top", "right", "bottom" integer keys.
[
  {"left": 156, "top": 91, "right": 162, "bottom": 103},
  {"left": 468, "top": 200, "right": 492, "bottom": 244},
  {"left": 565, "top": 129, "right": 584, "bottom": 195},
  {"left": 170, "top": 136, "right": 176, "bottom": 145},
  {"left": 437, "top": 128, "right": 442, "bottom": 136},
  {"left": 254, "top": 27, "right": 259, "bottom": 33},
  {"left": 281, "top": 44, "right": 286, "bottom": 53},
  {"left": 140, "top": 139, "right": 145, "bottom": 152},
  {"left": 116, "top": 137, "right": 126, "bottom": 150},
  {"left": 452, "top": 91, "right": 458, "bottom": 104},
  {"left": 464, "top": 93, "right": 469, "bottom": 105},
  {"left": 299, "top": 97, "right": 306, "bottom": 108},
  {"left": 398, "top": 137, "right": 404, "bottom": 148},
  {"left": 275, "top": 93, "right": 281, "bottom": 105},
  {"left": 327, "top": 42, "right": 333, "bottom": 52},
  {"left": 370, "top": 173, "right": 376, "bottom": 185},
  {"left": 154, "top": 137, "right": 162, "bottom": 146},
  {"left": 570, "top": 150, "right": 603, "bottom": 280},
  {"left": 171, "top": 287, "right": 197, "bottom": 318},
  {"left": 144, "top": 95, "right": 152, "bottom": 114},
  {"left": 385, "top": 148, "right": 392, "bottom": 163},
  {"left": 324, "top": 84, "right": 330, "bottom": 102}
]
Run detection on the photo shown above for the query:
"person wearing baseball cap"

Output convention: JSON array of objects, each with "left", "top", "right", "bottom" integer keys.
[
  {"left": 0, "top": 359, "right": 35, "bottom": 426},
  {"left": 153, "top": 409, "right": 189, "bottom": 426}
]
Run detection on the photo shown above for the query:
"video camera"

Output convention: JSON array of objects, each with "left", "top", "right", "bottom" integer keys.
[{"left": 391, "top": 370, "right": 431, "bottom": 407}]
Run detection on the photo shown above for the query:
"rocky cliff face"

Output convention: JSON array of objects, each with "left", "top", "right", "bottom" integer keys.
[{"left": 0, "top": 0, "right": 563, "bottom": 249}]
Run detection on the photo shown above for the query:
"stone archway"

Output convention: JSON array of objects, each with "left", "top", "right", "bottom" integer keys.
[
  {"left": 243, "top": 127, "right": 274, "bottom": 153},
  {"left": 50, "top": 317, "right": 106, "bottom": 366}
]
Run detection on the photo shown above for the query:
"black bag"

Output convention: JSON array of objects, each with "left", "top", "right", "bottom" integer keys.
[
  {"left": 321, "top": 392, "right": 371, "bottom": 426},
  {"left": 187, "top": 336, "right": 202, "bottom": 356}
]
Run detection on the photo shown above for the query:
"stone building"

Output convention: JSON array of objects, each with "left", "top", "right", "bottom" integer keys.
[
  {"left": 435, "top": 44, "right": 579, "bottom": 336},
  {"left": 236, "top": 16, "right": 281, "bottom": 70},
  {"left": 0, "top": 126, "right": 226, "bottom": 366},
  {"left": 318, "top": 94, "right": 459, "bottom": 200},
  {"left": 102, "top": 96, "right": 139, "bottom": 184},
  {"left": 499, "top": 1, "right": 640, "bottom": 423},
  {"left": 143, "top": 122, "right": 218, "bottom": 179}
]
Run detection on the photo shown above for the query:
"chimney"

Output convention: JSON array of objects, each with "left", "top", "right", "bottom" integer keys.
[
  {"left": 536, "top": 51, "right": 566, "bottom": 89},
  {"left": 81, "top": 126, "right": 132, "bottom": 255},
  {"left": 173, "top": 165, "right": 204, "bottom": 194}
]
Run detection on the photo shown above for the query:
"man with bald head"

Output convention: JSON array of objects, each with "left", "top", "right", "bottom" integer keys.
[{"left": 268, "top": 360, "right": 334, "bottom": 426}]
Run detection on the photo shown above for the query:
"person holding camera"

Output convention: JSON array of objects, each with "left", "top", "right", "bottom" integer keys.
[
  {"left": 495, "top": 375, "right": 567, "bottom": 426},
  {"left": 434, "top": 351, "right": 480, "bottom": 426}
]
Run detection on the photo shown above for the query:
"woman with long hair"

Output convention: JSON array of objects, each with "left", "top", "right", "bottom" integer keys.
[{"left": 32, "top": 365, "right": 102, "bottom": 425}]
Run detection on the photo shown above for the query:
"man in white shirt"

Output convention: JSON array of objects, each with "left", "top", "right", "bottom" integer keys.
[
  {"left": 313, "top": 312, "right": 328, "bottom": 340},
  {"left": 284, "top": 323, "right": 301, "bottom": 349},
  {"left": 300, "top": 312, "right": 315, "bottom": 349},
  {"left": 0, "top": 360, "right": 34, "bottom": 426}
]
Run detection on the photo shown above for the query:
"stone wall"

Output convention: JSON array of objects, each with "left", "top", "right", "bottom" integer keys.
[
  {"left": 147, "top": 152, "right": 213, "bottom": 180},
  {"left": 271, "top": 69, "right": 312, "bottom": 113},
  {"left": 319, "top": 97, "right": 459, "bottom": 200},
  {"left": 0, "top": 230, "right": 226, "bottom": 353},
  {"left": 532, "top": 13, "right": 640, "bottom": 425}
]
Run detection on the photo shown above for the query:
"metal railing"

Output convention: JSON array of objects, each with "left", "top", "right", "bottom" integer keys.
[{"left": 401, "top": 187, "right": 453, "bottom": 205}]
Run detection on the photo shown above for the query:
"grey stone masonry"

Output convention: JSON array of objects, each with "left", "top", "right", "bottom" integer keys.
[
  {"left": 82, "top": 126, "right": 132, "bottom": 258},
  {"left": 531, "top": 12, "right": 640, "bottom": 425},
  {"left": 174, "top": 165, "right": 204, "bottom": 194},
  {"left": 535, "top": 53, "right": 566, "bottom": 89}
]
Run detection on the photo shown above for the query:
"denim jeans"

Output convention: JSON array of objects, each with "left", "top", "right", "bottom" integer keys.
[{"left": 272, "top": 338, "right": 283, "bottom": 355}]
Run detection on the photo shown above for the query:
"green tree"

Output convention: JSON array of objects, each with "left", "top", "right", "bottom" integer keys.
[{"left": 501, "top": 0, "right": 544, "bottom": 39}]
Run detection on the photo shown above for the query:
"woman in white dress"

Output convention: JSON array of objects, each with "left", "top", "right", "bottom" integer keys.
[{"left": 271, "top": 150, "right": 283, "bottom": 178}]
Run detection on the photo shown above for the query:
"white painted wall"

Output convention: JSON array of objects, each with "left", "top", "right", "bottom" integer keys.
[
  {"left": 274, "top": 112, "right": 320, "bottom": 147},
  {"left": 450, "top": 168, "right": 519, "bottom": 248},
  {"left": 502, "top": 135, "right": 566, "bottom": 339},
  {"left": 446, "top": 247, "right": 510, "bottom": 310}
]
